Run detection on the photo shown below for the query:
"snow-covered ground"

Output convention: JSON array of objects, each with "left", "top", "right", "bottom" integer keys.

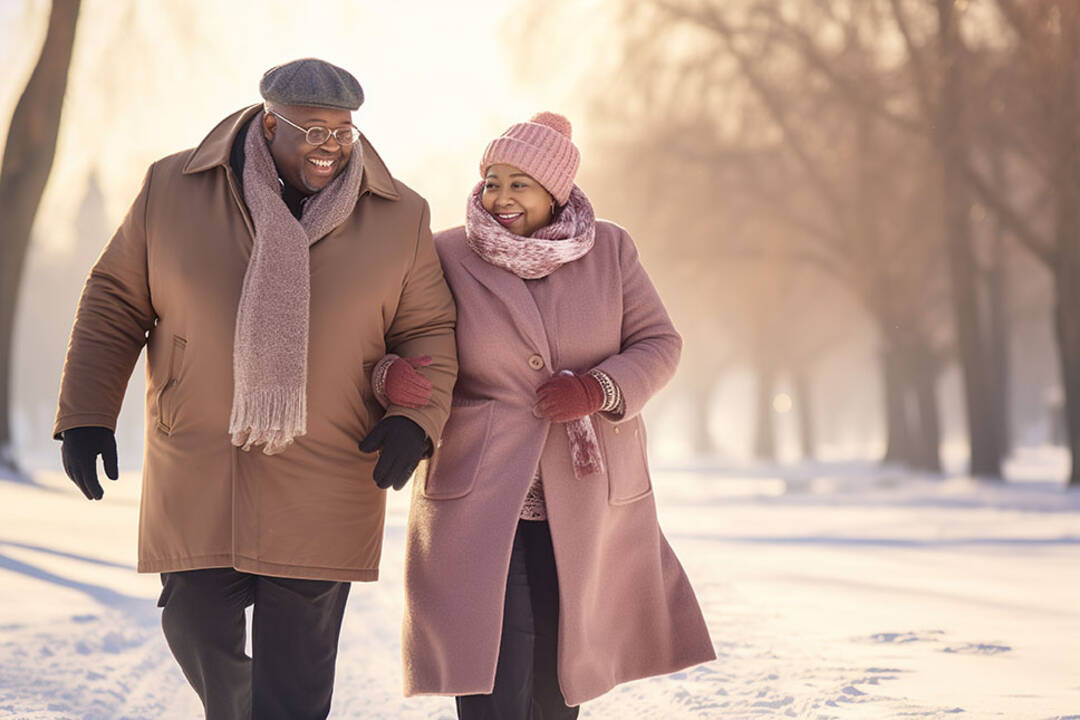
[{"left": 2, "top": 447, "right": 1079, "bottom": 719}]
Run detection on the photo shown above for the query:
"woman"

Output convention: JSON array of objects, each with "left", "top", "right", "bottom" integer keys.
[{"left": 373, "top": 112, "right": 715, "bottom": 717}]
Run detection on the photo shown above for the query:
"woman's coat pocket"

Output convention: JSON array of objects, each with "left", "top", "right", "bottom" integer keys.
[
  {"left": 422, "top": 399, "right": 495, "bottom": 500},
  {"left": 599, "top": 415, "right": 654, "bottom": 505}
]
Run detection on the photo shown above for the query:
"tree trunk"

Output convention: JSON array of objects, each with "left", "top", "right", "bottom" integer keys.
[
  {"left": 0, "top": 0, "right": 82, "bottom": 472},
  {"left": 937, "top": 0, "right": 1003, "bottom": 478},
  {"left": 1053, "top": 282, "right": 1080, "bottom": 487},
  {"left": 882, "top": 333, "right": 941, "bottom": 472},
  {"left": 987, "top": 148, "right": 1012, "bottom": 458},
  {"left": 794, "top": 369, "right": 816, "bottom": 461},
  {"left": 753, "top": 364, "right": 776, "bottom": 462},
  {"left": 881, "top": 339, "right": 913, "bottom": 466},
  {"left": 689, "top": 376, "right": 714, "bottom": 457},
  {"left": 1053, "top": 3, "right": 1080, "bottom": 487},
  {"left": 910, "top": 342, "right": 943, "bottom": 474}
]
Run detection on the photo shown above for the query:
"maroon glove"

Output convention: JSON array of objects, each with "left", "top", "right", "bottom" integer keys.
[
  {"left": 534, "top": 370, "right": 605, "bottom": 423},
  {"left": 384, "top": 356, "right": 433, "bottom": 408}
]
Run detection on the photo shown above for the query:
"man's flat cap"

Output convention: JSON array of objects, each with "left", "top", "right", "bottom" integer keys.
[{"left": 259, "top": 58, "right": 364, "bottom": 110}]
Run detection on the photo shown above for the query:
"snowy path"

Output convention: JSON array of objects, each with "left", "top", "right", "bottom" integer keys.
[{"left": 2, "top": 453, "right": 1079, "bottom": 719}]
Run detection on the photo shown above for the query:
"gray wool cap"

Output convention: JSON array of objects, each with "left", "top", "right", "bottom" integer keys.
[{"left": 259, "top": 58, "right": 364, "bottom": 110}]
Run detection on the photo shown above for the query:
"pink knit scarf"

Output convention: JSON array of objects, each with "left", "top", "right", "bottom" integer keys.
[
  {"left": 229, "top": 112, "right": 364, "bottom": 455},
  {"left": 465, "top": 183, "right": 604, "bottom": 480},
  {"left": 465, "top": 182, "right": 596, "bottom": 279}
]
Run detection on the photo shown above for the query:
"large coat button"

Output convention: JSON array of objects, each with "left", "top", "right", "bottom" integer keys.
[{"left": 528, "top": 354, "right": 545, "bottom": 370}]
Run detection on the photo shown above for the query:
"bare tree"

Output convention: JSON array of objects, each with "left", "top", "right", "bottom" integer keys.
[
  {"left": 957, "top": 1, "right": 1080, "bottom": 485},
  {"left": 0, "top": 0, "right": 82, "bottom": 475},
  {"left": 881, "top": 0, "right": 1005, "bottom": 477},
  {"left": 635, "top": 0, "right": 952, "bottom": 471},
  {"left": 510, "top": 0, "right": 1055, "bottom": 477}
]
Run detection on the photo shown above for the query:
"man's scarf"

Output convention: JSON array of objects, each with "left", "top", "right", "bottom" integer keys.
[{"left": 229, "top": 111, "right": 364, "bottom": 454}]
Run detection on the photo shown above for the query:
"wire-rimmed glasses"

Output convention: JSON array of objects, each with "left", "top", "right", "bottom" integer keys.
[{"left": 271, "top": 111, "right": 360, "bottom": 147}]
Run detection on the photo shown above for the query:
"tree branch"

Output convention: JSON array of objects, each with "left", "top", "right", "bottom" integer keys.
[
  {"left": 963, "top": 161, "right": 1054, "bottom": 266},
  {"left": 760, "top": 4, "right": 926, "bottom": 136},
  {"left": 887, "top": 0, "right": 935, "bottom": 123},
  {"left": 652, "top": 0, "right": 852, "bottom": 224}
]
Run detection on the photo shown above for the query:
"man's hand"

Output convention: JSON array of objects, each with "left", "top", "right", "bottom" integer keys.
[
  {"left": 357, "top": 416, "right": 428, "bottom": 491},
  {"left": 534, "top": 370, "right": 605, "bottom": 423},
  {"left": 60, "top": 426, "right": 119, "bottom": 501}
]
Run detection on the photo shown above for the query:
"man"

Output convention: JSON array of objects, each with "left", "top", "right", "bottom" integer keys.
[{"left": 53, "top": 58, "right": 457, "bottom": 719}]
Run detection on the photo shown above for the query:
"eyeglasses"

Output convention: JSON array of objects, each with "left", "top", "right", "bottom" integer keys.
[{"left": 271, "top": 111, "right": 361, "bottom": 147}]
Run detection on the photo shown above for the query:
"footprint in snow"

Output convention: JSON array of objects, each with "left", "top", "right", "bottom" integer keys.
[
  {"left": 752, "top": 695, "right": 794, "bottom": 709},
  {"left": 941, "top": 642, "right": 1011, "bottom": 655},
  {"left": 868, "top": 630, "right": 945, "bottom": 644}
]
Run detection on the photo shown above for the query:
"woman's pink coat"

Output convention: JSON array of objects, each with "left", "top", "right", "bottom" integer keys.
[{"left": 403, "top": 221, "right": 715, "bottom": 706}]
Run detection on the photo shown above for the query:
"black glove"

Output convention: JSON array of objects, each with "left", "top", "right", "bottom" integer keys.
[
  {"left": 357, "top": 416, "right": 428, "bottom": 491},
  {"left": 60, "top": 426, "right": 118, "bottom": 501}
]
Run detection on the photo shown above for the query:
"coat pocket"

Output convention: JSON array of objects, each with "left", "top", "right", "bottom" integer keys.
[
  {"left": 421, "top": 399, "right": 494, "bottom": 500},
  {"left": 599, "top": 416, "right": 654, "bottom": 505},
  {"left": 155, "top": 335, "right": 187, "bottom": 435}
]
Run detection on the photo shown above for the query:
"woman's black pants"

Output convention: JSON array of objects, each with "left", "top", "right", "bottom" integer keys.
[
  {"left": 456, "top": 519, "right": 580, "bottom": 720},
  {"left": 158, "top": 567, "right": 350, "bottom": 720}
]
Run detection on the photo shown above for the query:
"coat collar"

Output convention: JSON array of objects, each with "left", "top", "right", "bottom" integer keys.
[
  {"left": 457, "top": 241, "right": 552, "bottom": 363},
  {"left": 181, "top": 104, "right": 400, "bottom": 201}
]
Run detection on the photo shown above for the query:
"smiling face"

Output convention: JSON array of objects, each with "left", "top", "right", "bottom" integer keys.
[
  {"left": 481, "top": 164, "right": 555, "bottom": 237},
  {"left": 262, "top": 104, "right": 355, "bottom": 195}
]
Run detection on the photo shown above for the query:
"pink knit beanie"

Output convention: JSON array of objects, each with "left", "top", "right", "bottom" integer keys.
[{"left": 480, "top": 112, "right": 580, "bottom": 206}]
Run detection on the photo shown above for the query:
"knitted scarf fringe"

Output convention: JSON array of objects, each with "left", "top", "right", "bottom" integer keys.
[
  {"left": 567, "top": 416, "right": 604, "bottom": 480},
  {"left": 229, "top": 386, "right": 308, "bottom": 455}
]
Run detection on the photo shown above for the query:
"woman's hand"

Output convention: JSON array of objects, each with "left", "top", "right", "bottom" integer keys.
[
  {"left": 374, "top": 355, "right": 433, "bottom": 408},
  {"left": 533, "top": 370, "right": 604, "bottom": 422}
]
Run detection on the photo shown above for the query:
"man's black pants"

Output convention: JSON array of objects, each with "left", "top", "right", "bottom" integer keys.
[
  {"left": 456, "top": 520, "right": 579, "bottom": 720},
  {"left": 158, "top": 567, "right": 350, "bottom": 720}
]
